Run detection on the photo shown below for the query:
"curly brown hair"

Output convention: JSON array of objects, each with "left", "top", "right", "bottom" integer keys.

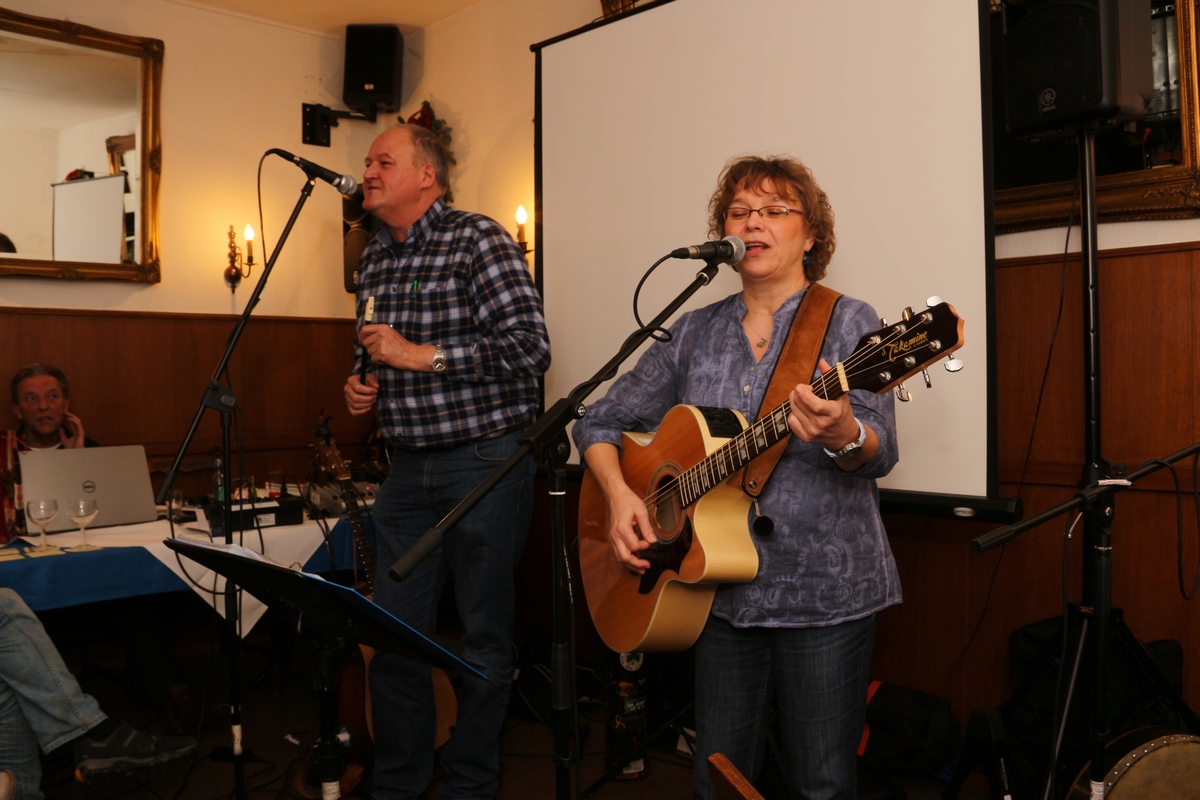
[{"left": 707, "top": 155, "right": 836, "bottom": 282}]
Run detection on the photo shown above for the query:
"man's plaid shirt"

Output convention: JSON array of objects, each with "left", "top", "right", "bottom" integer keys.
[{"left": 354, "top": 198, "right": 550, "bottom": 449}]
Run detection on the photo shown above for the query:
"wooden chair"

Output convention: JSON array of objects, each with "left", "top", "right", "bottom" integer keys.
[{"left": 707, "top": 753, "right": 765, "bottom": 800}]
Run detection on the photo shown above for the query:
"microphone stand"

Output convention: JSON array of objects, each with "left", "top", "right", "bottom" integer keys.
[
  {"left": 389, "top": 259, "right": 724, "bottom": 800},
  {"left": 155, "top": 177, "right": 318, "bottom": 800}
]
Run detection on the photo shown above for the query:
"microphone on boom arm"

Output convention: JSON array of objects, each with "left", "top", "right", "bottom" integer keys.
[
  {"left": 670, "top": 235, "right": 745, "bottom": 266},
  {"left": 267, "top": 148, "right": 358, "bottom": 196}
]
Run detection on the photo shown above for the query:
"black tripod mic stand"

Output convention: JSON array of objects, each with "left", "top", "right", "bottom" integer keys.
[
  {"left": 389, "top": 260, "right": 724, "bottom": 800},
  {"left": 973, "top": 129, "right": 1200, "bottom": 800},
  {"left": 154, "top": 176, "right": 317, "bottom": 800},
  {"left": 973, "top": 441, "right": 1200, "bottom": 798}
]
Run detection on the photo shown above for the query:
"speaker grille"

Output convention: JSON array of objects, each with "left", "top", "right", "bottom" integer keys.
[
  {"left": 344, "top": 25, "right": 403, "bottom": 113},
  {"left": 1002, "top": 0, "right": 1150, "bottom": 139}
]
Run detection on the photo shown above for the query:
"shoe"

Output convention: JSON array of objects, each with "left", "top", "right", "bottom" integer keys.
[
  {"left": 0, "top": 769, "right": 14, "bottom": 800},
  {"left": 73, "top": 721, "right": 197, "bottom": 784}
]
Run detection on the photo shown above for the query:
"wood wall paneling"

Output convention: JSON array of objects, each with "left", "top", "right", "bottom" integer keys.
[
  {"left": 871, "top": 241, "right": 1200, "bottom": 730},
  {"left": 1, "top": 307, "right": 372, "bottom": 499}
]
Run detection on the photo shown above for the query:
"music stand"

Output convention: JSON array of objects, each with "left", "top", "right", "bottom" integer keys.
[{"left": 165, "top": 538, "right": 489, "bottom": 799}]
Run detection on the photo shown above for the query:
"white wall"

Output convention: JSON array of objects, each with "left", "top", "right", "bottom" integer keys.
[
  {"left": 0, "top": 0, "right": 599, "bottom": 317},
  {"left": 0, "top": 128, "right": 56, "bottom": 258},
  {"left": 399, "top": 0, "right": 597, "bottom": 250},
  {"left": 0, "top": 0, "right": 366, "bottom": 318},
  {"left": 997, "top": 217, "right": 1200, "bottom": 259}
]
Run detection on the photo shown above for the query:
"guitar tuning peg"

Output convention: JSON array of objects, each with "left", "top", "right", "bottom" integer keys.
[
  {"left": 895, "top": 383, "right": 912, "bottom": 402},
  {"left": 921, "top": 368, "right": 932, "bottom": 389},
  {"left": 944, "top": 354, "right": 964, "bottom": 373},
  {"left": 901, "top": 306, "right": 914, "bottom": 321},
  {"left": 926, "top": 295, "right": 943, "bottom": 307}
]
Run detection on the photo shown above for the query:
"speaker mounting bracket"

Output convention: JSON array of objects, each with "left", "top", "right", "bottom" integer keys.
[{"left": 301, "top": 103, "right": 377, "bottom": 147}]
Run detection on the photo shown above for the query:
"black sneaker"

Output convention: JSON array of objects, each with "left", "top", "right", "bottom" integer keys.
[{"left": 73, "top": 721, "right": 197, "bottom": 784}]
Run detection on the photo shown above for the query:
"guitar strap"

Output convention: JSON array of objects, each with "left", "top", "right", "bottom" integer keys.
[{"left": 741, "top": 282, "right": 841, "bottom": 498}]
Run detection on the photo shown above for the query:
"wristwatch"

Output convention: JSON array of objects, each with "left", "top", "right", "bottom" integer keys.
[
  {"left": 823, "top": 418, "right": 865, "bottom": 460},
  {"left": 430, "top": 343, "right": 447, "bottom": 373}
]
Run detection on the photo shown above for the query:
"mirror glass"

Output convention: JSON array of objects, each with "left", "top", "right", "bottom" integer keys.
[{"left": 0, "top": 8, "right": 161, "bottom": 282}]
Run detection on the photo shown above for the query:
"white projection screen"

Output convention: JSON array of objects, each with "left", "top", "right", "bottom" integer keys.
[{"left": 535, "top": 0, "right": 1011, "bottom": 517}]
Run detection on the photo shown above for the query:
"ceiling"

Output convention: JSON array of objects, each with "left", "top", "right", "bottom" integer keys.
[{"left": 181, "top": 0, "right": 481, "bottom": 34}]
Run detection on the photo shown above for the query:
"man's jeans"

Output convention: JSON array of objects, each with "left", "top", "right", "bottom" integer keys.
[
  {"left": 369, "top": 430, "right": 534, "bottom": 800},
  {"left": 692, "top": 614, "right": 876, "bottom": 800},
  {"left": 0, "top": 588, "right": 106, "bottom": 800}
]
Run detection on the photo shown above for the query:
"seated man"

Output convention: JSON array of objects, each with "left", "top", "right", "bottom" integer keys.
[
  {"left": 8, "top": 363, "right": 197, "bottom": 730},
  {"left": 9, "top": 364, "right": 94, "bottom": 450},
  {"left": 0, "top": 589, "right": 196, "bottom": 798}
]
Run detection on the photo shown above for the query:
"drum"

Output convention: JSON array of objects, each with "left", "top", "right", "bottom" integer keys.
[{"left": 1068, "top": 726, "right": 1200, "bottom": 799}]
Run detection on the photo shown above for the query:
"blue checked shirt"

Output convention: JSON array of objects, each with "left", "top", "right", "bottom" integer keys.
[{"left": 354, "top": 198, "right": 551, "bottom": 449}]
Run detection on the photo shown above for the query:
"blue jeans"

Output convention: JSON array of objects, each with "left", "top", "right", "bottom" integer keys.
[
  {"left": 692, "top": 614, "right": 876, "bottom": 800},
  {"left": 369, "top": 431, "right": 534, "bottom": 800},
  {"left": 0, "top": 588, "right": 106, "bottom": 800}
]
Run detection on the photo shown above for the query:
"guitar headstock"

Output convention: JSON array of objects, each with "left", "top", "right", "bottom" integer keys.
[
  {"left": 845, "top": 299, "right": 964, "bottom": 396},
  {"left": 313, "top": 415, "right": 352, "bottom": 483}
]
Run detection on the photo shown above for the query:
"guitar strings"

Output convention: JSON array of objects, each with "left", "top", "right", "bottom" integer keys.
[{"left": 640, "top": 315, "right": 938, "bottom": 514}]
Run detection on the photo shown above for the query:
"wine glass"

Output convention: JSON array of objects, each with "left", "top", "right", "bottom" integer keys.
[
  {"left": 65, "top": 498, "right": 100, "bottom": 552},
  {"left": 168, "top": 489, "right": 185, "bottom": 523},
  {"left": 24, "top": 499, "right": 60, "bottom": 553}
]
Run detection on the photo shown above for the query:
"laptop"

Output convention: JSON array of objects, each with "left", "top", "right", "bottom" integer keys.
[{"left": 19, "top": 445, "right": 158, "bottom": 533}]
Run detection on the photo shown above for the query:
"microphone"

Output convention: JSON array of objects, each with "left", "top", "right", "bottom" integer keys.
[
  {"left": 267, "top": 148, "right": 358, "bottom": 196},
  {"left": 670, "top": 235, "right": 745, "bottom": 266}
]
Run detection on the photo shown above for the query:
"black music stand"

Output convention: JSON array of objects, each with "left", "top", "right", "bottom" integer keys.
[{"left": 165, "top": 538, "right": 489, "bottom": 800}]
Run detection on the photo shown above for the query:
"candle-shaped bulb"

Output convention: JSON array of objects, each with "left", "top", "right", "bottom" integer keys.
[
  {"left": 244, "top": 224, "right": 255, "bottom": 264},
  {"left": 515, "top": 205, "right": 527, "bottom": 247}
]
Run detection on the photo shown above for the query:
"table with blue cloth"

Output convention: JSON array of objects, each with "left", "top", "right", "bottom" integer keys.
[{"left": 0, "top": 516, "right": 372, "bottom": 632}]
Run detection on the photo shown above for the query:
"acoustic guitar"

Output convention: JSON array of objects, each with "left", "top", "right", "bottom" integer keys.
[
  {"left": 578, "top": 300, "right": 965, "bottom": 654},
  {"left": 313, "top": 426, "right": 457, "bottom": 751}
]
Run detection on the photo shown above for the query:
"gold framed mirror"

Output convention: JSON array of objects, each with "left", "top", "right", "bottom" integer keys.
[
  {"left": 0, "top": 7, "right": 162, "bottom": 282},
  {"left": 993, "top": 1, "right": 1200, "bottom": 234}
]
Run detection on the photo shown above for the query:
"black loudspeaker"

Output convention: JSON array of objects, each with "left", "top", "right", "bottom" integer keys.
[
  {"left": 1002, "top": 0, "right": 1151, "bottom": 139},
  {"left": 343, "top": 24, "right": 403, "bottom": 114}
]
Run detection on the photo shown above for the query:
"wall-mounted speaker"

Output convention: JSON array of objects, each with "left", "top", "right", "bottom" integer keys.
[
  {"left": 1002, "top": 0, "right": 1152, "bottom": 139},
  {"left": 343, "top": 24, "right": 403, "bottom": 114}
]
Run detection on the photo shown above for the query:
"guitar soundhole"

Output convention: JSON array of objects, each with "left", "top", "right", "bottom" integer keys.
[{"left": 650, "top": 472, "right": 686, "bottom": 543}]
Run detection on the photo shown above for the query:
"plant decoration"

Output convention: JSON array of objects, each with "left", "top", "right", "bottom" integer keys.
[{"left": 402, "top": 100, "right": 457, "bottom": 203}]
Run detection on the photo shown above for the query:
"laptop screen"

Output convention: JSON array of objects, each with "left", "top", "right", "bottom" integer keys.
[{"left": 18, "top": 445, "right": 158, "bottom": 533}]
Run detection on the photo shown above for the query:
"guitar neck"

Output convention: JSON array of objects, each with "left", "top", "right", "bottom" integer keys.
[
  {"left": 674, "top": 369, "right": 845, "bottom": 508},
  {"left": 340, "top": 477, "right": 377, "bottom": 595}
]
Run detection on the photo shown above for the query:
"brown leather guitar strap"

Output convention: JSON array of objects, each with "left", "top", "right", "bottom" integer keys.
[{"left": 741, "top": 282, "right": 841, "bottom": 498}]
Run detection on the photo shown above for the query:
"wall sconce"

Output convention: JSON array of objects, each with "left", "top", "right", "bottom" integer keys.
[
  {"left": 515, "top": 205, "right": 531, "bottom": 254},
  {"left": 224, "top": 224, "right": 255, "bottom": 292}
]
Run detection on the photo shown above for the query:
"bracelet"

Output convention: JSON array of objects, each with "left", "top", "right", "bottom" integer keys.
[{"left": 823, "top": 418, "right": 866, "bottom": 460}]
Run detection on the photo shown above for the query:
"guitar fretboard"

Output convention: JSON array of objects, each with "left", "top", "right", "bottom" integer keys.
[
  {"left": 672, "top": 369, "right": 846, "bottom": 508},
  {"left": 340, "top": 476, "right": 376, "bottom": 595}
]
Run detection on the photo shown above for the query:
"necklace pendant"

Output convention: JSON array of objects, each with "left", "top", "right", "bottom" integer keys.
[{"left": 755, "top": 337, "right": 767, "bottom": 348}]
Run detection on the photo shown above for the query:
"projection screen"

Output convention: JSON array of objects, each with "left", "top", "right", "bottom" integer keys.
[{"left": 535, "top": 0, "right": 1007, "bottom": 515}]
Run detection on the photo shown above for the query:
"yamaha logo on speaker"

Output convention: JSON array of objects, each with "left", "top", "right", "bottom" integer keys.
[{"left": 1038, "top": 87, "right": 1057, "bottom": 110}]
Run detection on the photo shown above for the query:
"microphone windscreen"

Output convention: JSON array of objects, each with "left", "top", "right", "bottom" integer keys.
[{"left": 722, "top": 235, "right": 746, "bottom": 266}]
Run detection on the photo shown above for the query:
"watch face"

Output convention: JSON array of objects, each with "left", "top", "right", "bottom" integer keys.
[{"left": 835, "top": 442, "right": 861, "bottom": 458}]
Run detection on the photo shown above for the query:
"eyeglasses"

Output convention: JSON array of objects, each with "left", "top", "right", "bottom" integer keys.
[{"left": 723, "top": 205, "right": 804, "bottom": 222}]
